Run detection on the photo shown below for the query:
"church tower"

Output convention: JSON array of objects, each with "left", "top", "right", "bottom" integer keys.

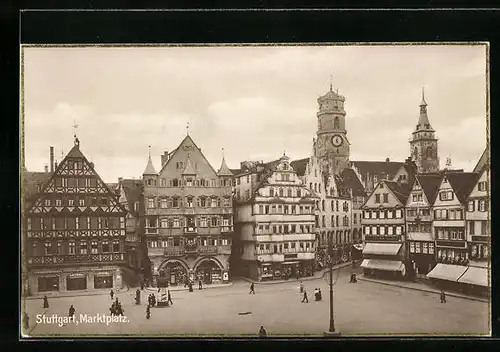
[
  {"left": 409, "top": 88, "right": 439, "bottom": 173},
  {"left": 314, "top": 81, "right": 350, "bottom": 176}
]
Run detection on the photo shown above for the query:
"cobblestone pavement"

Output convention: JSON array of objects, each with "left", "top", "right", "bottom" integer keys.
[{"left": 23, "top": 268, "right": 489, "bottom": 337}]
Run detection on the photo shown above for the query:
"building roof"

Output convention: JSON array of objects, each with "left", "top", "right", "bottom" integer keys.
[
  {"left": 217, "top": 156, "right": 233, "bottom": 176},
  {"left": 23, "top": 171, "right": 53, "bottom": 210},
  {"left": 415, "top": 174, "right": 443, "bottom": 204},
  {"left": 120, "top": 179, "right": 143, "bottom": 216},
  {"left": 350, "top": 160, "right": 405, "bottom": 180},
  {"left": 445, "top": 172, "right": 480, "bottom": 203},
  {"left": 473, "top": 147, "right": 489, "bottom": 174},
  {"left": 290, "top": 158, "right": 309, "bottom": 177},
  {"left": 143, "top": 155, "right": 157, "bottom": 175},
  {"left": 340, "top": 168, "right": 366, "bottom": 197},
  {"left": 384, "top": 180, "right": 411, "bottom": 204}
]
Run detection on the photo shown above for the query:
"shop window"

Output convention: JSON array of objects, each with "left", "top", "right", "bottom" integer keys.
[
  {"left": 66, "top": 275, "right": 87, "bottom": 291},
  {"left": 94, "top": 275, "right": 113, "bottom": 289},
  {"left": 38, "top": 277, "right": 59, "bottom": 292},
  {"left": 429, "top": 243, "right": 434, "bottom": 254}
]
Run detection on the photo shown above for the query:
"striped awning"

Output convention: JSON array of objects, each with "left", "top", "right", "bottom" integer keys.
[
  {"left": 360, "top": 259, "right": 404, "bottom": 272},
  {"left": 362, "top": 243, "right": 402, "bottom": 256},
  {"left": 457, "top": 266, "right": 489, "bottom": 287},
  {"left": 427, "top": 263, "right": 468, "bottom": 282}
]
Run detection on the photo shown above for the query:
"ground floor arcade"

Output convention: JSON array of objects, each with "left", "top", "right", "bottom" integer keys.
[
  {"left": 238, "top": 259, "right": 315, "bottom": 281},
  {"left": 149, "top": 254, "right": 230, "bottom": 287}
]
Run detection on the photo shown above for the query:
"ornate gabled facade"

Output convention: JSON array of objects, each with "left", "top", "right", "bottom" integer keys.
[
  {"left": 360, "top": 179, "right": 410, "bottom": 279},
  {"left": 23, "top": 138, "right": 127, "bottom": 294},
  {"left": 143, "top": 135, "right": 233, "bottom": 287},
  {"left": 405, "top": 174, "right": 442, "bottom": 276},
  {"left": 233, "top": 154, "right": 318, "bottom": 281},
  {"left": 410, "top": 89, "right": 440, "bottom": 173}
]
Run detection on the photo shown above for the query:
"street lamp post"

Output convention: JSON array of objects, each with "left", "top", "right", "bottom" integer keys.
[{"left": 324, "top": 233, "right": 341, "bottom": 337}]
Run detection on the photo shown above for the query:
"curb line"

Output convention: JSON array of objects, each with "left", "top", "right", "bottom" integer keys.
[
  {"left": 145, "top": 282, "right": 234, "bottom": 293},
  {"left": 24, "top": 286, "right": 131, "bottom": 300},
  {"left": 358, "top": 278, "right": 488, "bottom": 303}
]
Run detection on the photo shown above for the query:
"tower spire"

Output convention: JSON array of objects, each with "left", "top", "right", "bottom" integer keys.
[
  {"left": 420, "top": 86, "right": 427, "bottom": 106},
  {"left": 329, "top": 74, "right": 333, "bottom": 91}
]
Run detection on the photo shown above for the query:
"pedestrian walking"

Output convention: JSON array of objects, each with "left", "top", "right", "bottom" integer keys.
[
  {"left": 167, "top": 290, "right": 173, "bottom": 305},
  {"left": 258, "top": 325, "right": 267, "bottom": 338},
  {"left": 23, "top": 313, "right": 30, "bottom": 330},
  {"left": 249, "top": 283, "right": 255, "bottom": 294},
  {"left": 110, "top": 289, "right": 114, "bottom": 300},
  {"left": 199, "top": 279, "right": 203, "bottom": 290},
  {"left": 188, "top": 281, "right": 193, "bottom": 292},
  {"left": 299, "top": 281, "right": 304, "bottom": 293},
  {"left": 302, "top": 289, "right": 309, "bottom": 303},
  {"left": 146, "top": 304, "right": 151, "bottom": 319},
  {"left": 43, "top": 295, "right": 49, "bottom": 309},
  {"left": 68, "top": 305, "right": 75, "bottom": 318},
  {"left": 440, "top": 290, "right": 447, "bottom": 303}
]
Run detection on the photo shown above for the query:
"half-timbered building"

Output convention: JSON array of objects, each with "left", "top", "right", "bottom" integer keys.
[
  {"left": 23, "top": 138, "right": 127, "bottom": 294},
  {"left": 405, "top": 174, "right": 442, "bottom": 276},
  {"left": 233, "top": 154, "right": 318, "bottom": 281},
  {"left": 361, "top": 179, "right": 410, "bottom": 279}
]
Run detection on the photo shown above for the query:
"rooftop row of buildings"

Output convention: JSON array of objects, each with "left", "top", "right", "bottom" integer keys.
[{"left": 22, "top": 84, "right": 489, "bottom": 294}]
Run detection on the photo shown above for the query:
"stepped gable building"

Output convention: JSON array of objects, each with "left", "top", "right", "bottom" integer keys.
[
  {"left": 143, "top": 135, "right": 234, "bottom": 286},
  {"left": 406, "top": 174, "right": 442, "bottom": 276},
  {"left": 116, "top": 178, "right": 148, "bottom": 277},
  {"left": 360, "top": 177, "right": 411, "bottom": 279},
  {"left": 233, "top": 154, "right": 318, "bottom": 281},
  {"left": 23, "top": 137, "right": 127, "bottom": 294},
  {"left": 410, "top": 89, "right": 440, "bottom": 174}
]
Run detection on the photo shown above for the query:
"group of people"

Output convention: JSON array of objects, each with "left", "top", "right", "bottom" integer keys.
[
  {"left": 110, "top": 298, "right": 124, "bottom": 316},
  {"left": 148, "top": 293, "right": 157, "bottom": 307}
]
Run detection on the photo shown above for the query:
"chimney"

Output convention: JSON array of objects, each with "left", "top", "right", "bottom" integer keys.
[
  {"left": 54, "top": 161, "right": 58, "bottom": 170},
  {"left": 50, "top": 147, "right": 54, "bottom": 172},
  {"left": 386, "top": 157, "right": 390, "bottom": 163},
  {"left": 161, "top": 150, "right": 169, "bottom": 167},
  {"left": 90, "top": 162, "right": 94, "bottom": 169},
  {"left": 118, "top": 177, "right": 123, "bottom": 184},
  {"left": 44, "top": 164, "right": 49, "bottom": 173}
]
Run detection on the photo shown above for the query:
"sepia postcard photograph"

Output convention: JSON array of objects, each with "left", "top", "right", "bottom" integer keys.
[{"left": 20, "top": 44, "right": 490, "bottom": 338}]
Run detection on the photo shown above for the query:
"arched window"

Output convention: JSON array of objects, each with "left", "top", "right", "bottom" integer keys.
[
  {"left": 279, "top": 188, "right": 284, "bottom": 197},
  {"left": 321, "top": 200, "right": 325, "bottom": 211},
  {"left": 336, "top": 215, "right": 339, "bottom": 227},
  {"left": 309, "top": 182, "right": 313, "bottom": 190},
  {"left": 426, "top": 146, "right": 433, "bottom": 158},
  {"left": 334, "top": 116, "right": 340, "bottom": 130},
  {"left": 331, "top": 201, "right": 334, "bottom": 210},
  {"left": 269, "top": 188, "right": 274, "bottom": 197},
  {"left": 331, "top": 215, "right": 334, "bottom": 226},
  {"left": 336, "top": 201, "right": 339, "bottom": 211}
]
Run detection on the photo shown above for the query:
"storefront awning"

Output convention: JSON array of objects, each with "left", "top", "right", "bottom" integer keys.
[
  {"left": 457, "top": 266, "right": 489, "bottom": 287},
  {"left": 426, "top": 263, "right": 468, "bottom": 282},
  {"left": 407, "top": 232, "right": 433, "bottom": 241},
  {"left": 362, "top": 243, "right": 402, "bottom": 256},
  {"left": 360, "top": 259, "right": 404, "bottom": 272}
]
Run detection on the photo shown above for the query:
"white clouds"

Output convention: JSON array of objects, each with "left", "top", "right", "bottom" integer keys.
[{"left": 23, "top": 45, "right": 488, "bottom": 182}]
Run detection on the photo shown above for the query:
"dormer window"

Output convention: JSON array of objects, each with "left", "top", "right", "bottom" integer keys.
[
  {"left": 186, "top": 178, "right": 193, "bottom": 187},
  {"left": 283, "top": 164, "right": 288, "bottom": 170}
]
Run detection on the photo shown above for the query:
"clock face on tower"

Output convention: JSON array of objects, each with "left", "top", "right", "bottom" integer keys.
[{"left": 331, "top": 134, "right": 343, "bottom": 147}]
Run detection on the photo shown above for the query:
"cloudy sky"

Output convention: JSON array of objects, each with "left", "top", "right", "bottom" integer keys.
[{"left": 23, "top": 45, "right": 488, "bottom": 183}]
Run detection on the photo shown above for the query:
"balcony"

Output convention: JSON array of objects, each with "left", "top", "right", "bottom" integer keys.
[
  {"left": 28, "top": 253, "right": 126, "bottom": 266},
  {"left": 221, "top": 226, "right": 234, "bottom": 233},
  {"left": 164, "top": 247, "right": 185, "bottom": 257},
  {"left": 184, "top": 226, "right": 197, "bottom": 234},
  {"left": 198, "top": 245, "right": 218, "bottom": 255}
]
